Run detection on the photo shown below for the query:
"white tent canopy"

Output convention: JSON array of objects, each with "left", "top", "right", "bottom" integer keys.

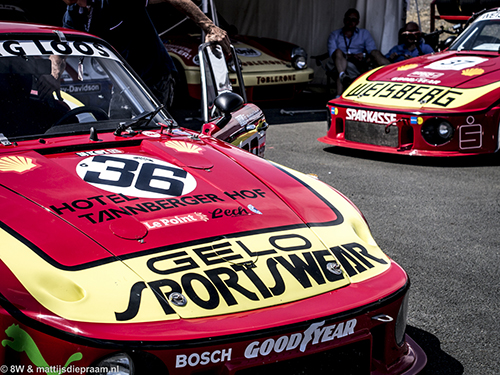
[{"left": 214, "top": 0, "right": 407, "bottom": 84}]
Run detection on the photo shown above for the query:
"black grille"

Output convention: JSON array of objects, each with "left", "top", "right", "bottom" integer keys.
[
  {"left": 345, "top": 121, "right": 399, "bottom": 147},
  {"left": 236, "top": 340, "right": 371, "bottom": 375}
]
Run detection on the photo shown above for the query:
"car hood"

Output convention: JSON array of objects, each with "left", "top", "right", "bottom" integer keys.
[
  {"left": 0, "top": 133, "right": 390, "bottom": 324},
  {"left": 341, "top": 51, "right": 500, "bottom": 110}
]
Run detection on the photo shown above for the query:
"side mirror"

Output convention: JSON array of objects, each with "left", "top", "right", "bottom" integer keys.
[
  {"left": 214, "top": 92, "right": 244, "bottom": 128},
  {"left": 441, "top": 36, "right": 456, "bottom": 50}
]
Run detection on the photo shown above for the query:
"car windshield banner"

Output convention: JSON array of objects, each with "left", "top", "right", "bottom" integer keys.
[{"left": 0, "top": 39, "right": 119, "bottom": 60}]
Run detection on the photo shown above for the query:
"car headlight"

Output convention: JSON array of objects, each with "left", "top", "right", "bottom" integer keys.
[
  {"left": 96, "top": 353, "right": 134, "bottom": 375},
  {"left": 291, "top": 47, "right": 308, "bottom": 70},
  {"left": 395, "top": 293, "right": 409, "bottom": 346},
  {"left": 421, "top": 118, "right": 454, "bottom": 145}
]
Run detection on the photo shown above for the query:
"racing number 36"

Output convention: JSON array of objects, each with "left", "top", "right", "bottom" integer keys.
[{"left": 78, "top": 154, "right": 197, "bottom": 198}]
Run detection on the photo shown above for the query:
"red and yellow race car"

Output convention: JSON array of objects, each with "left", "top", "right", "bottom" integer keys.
[
  {"left": 319, "top": 8, "right": 500, "bottom": 157},
  {"left": 150, "top": 0, "right": 314, "bottom": 103},
  {"left": 0, "top": 22, "right": 426, "bottom": 375}
]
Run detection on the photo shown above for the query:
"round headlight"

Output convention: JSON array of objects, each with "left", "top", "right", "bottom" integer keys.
[
  {"left": 421, "top": 118, "right": 454, "bottom": 145},
  {"left": 291, "top": 47, "right": 308, "bottom": 70},
  {"left": 395, "top": 293, "right": 409, "bottom": 346},
  {"left": 292, "top": 56, "right": 307, "bottom": 69},
  {"left": 95, "top": 353, "right": 134, "bottom": 375}
]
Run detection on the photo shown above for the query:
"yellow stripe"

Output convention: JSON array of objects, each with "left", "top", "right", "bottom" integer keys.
[{"left": 343, "top": 72, "right": 500, "bottom": 109}]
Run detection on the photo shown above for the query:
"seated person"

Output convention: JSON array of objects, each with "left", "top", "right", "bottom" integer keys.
[
  {"left": 327, "top": 8, "right": 390, "bottom": 97},
  {"left": 385, "top": 22, "right": 434, "bottom": 63}
]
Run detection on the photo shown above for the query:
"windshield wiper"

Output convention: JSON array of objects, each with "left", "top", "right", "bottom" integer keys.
[{"left": 114, "top": 105, "right": 165, "bottom": 136}]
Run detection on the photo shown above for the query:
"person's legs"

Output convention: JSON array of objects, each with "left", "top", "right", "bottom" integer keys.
[{"left": 333, "top": 49, "right": 347, "bottom": 96}]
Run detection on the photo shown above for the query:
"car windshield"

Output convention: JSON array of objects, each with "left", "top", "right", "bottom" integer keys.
[
  {"left": 449, "top": 18, "right": 500, "bottom": 52},
  {"left": 0, "top": 38, "right": 174, "bottom": 141}
]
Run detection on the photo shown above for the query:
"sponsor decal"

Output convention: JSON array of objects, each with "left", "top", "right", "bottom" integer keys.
[
  {"left": 459, "top": 123, "right": 482, "bottom": 149},
  {"left": 142, "top": 212, "right": 209, "bottom": 230},
  {"left": 241, "top": 60, "right": 286, "bottom": 67},
  {"left": 331, "top": 107, "right": 338, "bottom": 115},
  {"left": 115, "top": 239, "right": 387, "bottom": 320},
  {"left": 462, "top": 68, "right": 484, "bottom": 76},
  {"left": 75, "top": 149, "right": 123, "bottom": 157},
  {"left": 346, "top": 108, "right": 397, "bottom": 125},
  {"left": 210, "top": 204, "right": 262, "bottom": 219},
  {"left": 176, "top": 349, "right": 232, "bottom": 368},
  {"left": 345, "top": 81, "right": 463, "bottom": 108},
  {"left": 409, "top": 116, "right": 423, "bottom": 125},
  {"left": 477, "top": 9, "right": 500, "bottom": 21},
  {"left": 75, "top": 154, "right": 197, "bottom": 199},
  {"left": 61, "top": 83, "right": 101, "bottom": 94},
  {"left": 165, "top": 45, "right": 194, "bottom": 60},
  {"left": 235, "top": 47, "right": 262, "bottom": 57},
  {"left": 165, "top": 140, "right": 202, "bottom": 153},
  {"left": 425, "top": 56, "right": 487, "bottom": 71},
  {"left": 0, "top": 40, "right": 116, "bottom": 59},
  {"left": 397, "top": 64, "right": 418, "bottom": 71},
  {"left": 235, "top": 111, "right": 262, "bottom": 127},
  {"left": 391, "top": 76, "right": 441, "bottom": 85},
  {"left": 0, "top": 156, "right": 37, "bottom": 173},
  {"left": 256, "top": 74, "right": 296, "bottom": 85},
  {"left": 244, "top": 319, "right": 357, "bottom": 359},
  {"left": 49, "top": 189, "right": 266, "bottom": 224},
  {"left": 2, "top": 324, "right": 83, "bottom": 373},
  {"left": 408, "top": 71, "right": 444, "bottom": 79},
  {"left": 141, "top": 131, "right": 161, "bottom": 138}
]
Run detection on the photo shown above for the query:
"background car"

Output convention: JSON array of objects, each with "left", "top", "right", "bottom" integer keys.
[
  {"left": 319, "top": 7, "right": 500, "bottom": 157},
  {"left": 149, "top": 0, "right": 314, "bottom": 104},
  {"left": 0, "top": 21, "right": 426, "bottom": 375}
]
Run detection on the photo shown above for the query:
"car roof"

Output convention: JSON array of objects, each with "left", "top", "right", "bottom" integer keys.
[{"left": 0, "top": 21, "right": 90, "bottom": 37}]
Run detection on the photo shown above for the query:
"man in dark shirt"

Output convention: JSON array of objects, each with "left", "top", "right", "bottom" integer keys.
[{"left": 61, "top": 0, "right": 230, "bottom": 107}]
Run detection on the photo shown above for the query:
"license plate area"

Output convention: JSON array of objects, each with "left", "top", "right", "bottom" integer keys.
[
  {"left": 345, "top": 121, "right": 399, "bottom": 148},
  {"left": 236, "top": 339, "right": 371, "bottom": 375}
]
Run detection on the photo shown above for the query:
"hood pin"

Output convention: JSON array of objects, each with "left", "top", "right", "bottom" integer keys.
[
  {"left": 169, "top": 292, "right": 187, "bottom": 307},
  {"left": 326, "top": 261, "right": 343, "bottom": 275}
]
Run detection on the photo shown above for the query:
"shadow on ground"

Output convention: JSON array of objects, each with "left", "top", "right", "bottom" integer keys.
[
  {"left": 323, "top": 146, "right": 500, "bottom": 168},
  {"left": 407, "top": 326, "right": 464, "bottom": 375},
  {"left": 169, "top": 86, "right": 332, "bottom": 130}
]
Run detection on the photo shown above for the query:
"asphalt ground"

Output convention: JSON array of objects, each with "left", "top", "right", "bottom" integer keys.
[
  {"left": 264, "top": 117, "right": 500, "bottom": 374},
  {"left": 172, "top": 89, "right": 500, "bottom": 374}
]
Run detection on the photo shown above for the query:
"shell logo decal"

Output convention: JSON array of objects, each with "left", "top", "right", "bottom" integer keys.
[
  {"left": 165, "top": 141, "right": 202, "bottom": 154},
  {"left": 0, "top": 156, "right": 37, "bottom": 173},
  {"left": 462, "top": 68, "right": 484, "bottom": 76},
  {"left": 397, "top": 64, "right": 418, "bottom": 71}
]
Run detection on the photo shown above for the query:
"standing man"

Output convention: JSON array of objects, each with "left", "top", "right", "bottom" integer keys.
[
  {"left": 386, "top": 22, "right": 434, "bottom": 63},
  {"left": 61, "top": 0, "right": 231, "bottom": 107},
  {"left": 327, "top": 8, "right": 389, "bottom": 97}
]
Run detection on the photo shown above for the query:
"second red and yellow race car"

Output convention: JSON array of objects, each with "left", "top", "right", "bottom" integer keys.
[{"left": 319, "top": 8, "right": 500, "bottom": 157}]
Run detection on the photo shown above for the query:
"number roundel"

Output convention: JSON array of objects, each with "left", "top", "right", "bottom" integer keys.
[{"left": 76, "top": 154, "right": 197, "bottom": 198}]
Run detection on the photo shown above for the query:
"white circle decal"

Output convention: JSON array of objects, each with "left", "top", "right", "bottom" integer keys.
[
  {"left": 76, "top": 154, "right": 197, "bottom": 198},
  {"left": 426, "top": 56, "right": 487, "bottom": 71}
]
